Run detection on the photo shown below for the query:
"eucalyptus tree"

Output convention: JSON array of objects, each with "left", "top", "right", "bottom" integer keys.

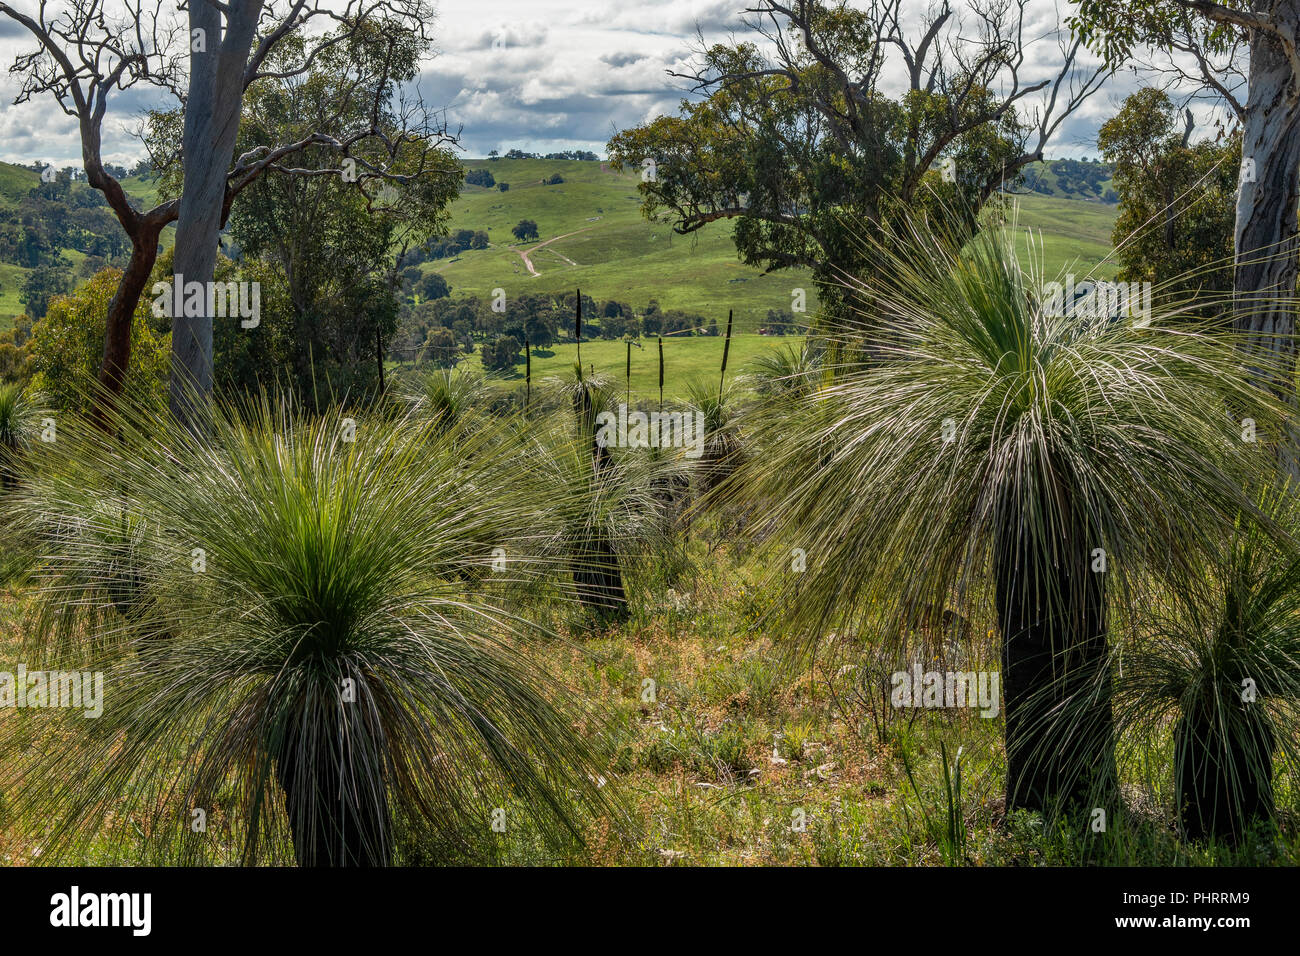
[
  {"left": 1073, "top": 0, "right": 1300, "bottom": 471},
  {"left": 0, "top": 0, "right": 186, "bottom": 417},
  {"left": 608, "top": 0, "right": 1108, "bottom": 326},
  {"left": 0, "top": 0, "right": 452, "bottom": 426},
  {"left": 1097, "top": 88, "right": 1238, "bottom": 304},
  {"left": 222, "top": 25, "right": 461, "bottom": 404}
]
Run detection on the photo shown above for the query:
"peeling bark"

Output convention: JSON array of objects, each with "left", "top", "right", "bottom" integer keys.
[{"left": 1235, "top": 1, "right": 1300, "bottom": 476}]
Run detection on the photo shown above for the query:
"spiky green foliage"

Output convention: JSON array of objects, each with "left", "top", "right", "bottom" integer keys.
[
  {"left": 0, "top": 383, "right": 46, "bottom": 585},
  {"left": 684, "top": 377, "right": 743, "bottom": 494},
  {"left": 542, "top": 365, "right": 636, "bottom": 622},
  {"left": 0, "top": 396, "right": 615, "bottom": 865},
  {"left": 526, "top": 417, "right": 669, "bottom": 561},
  {"left": 746, "top": 342, "right": 823, "bottom": 401},
  {"left": 1113, "top": 482, "right": 1300, "bottom": 844},
  {"left": 0, "top": 382, "right": 41, "bottom": 488},
  {"left": 548, "top": 362, "right": 614, "bottom": 436},
  {"left": 722, "top": 217, "right": 1287, "bottom": 814},
  {"left": 409, "top": 366, "right": 490, "bottom": 439},
  {"left": 536, "top": 363, "right": 697, "bottom": 623}
]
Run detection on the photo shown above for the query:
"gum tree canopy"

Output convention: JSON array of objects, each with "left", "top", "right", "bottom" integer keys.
[{"left": 608, "top": 0, "right": 1108, "bottom": 327}]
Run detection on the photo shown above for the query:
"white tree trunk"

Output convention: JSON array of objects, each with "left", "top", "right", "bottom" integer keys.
[
  {"left": 169, "top": 0, "right": 265, "bottom": 427},
  {"left": 1235, "top": 1, "right": 1300, "bottom": 475}
]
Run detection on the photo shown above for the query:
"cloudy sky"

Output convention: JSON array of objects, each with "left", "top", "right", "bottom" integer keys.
[{"left": 0, "top": 0, "right": 1153, "bottom": 169}]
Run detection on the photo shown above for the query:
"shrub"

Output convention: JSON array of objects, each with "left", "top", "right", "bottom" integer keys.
[
  {"left": 28, "top": 269, "right": 169, "bottom": 415},
  {"left": 417, "top": 272, "right": 451, "bottom": 301},
  {"left": 420, "top": 327, "right": 459, "bottom": 368},
  {"left": 481, "top": 334, "right": 522, "bottom": 372}
]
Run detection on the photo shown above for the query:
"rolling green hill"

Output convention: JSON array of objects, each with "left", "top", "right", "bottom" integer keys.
[
  {"left": 0, "top": 162, "right": 39, "bottom": 206},
  {"left": 997, "top": 194, "right": 1120, "bottom": 280},
  {"left": 0, "top": 163, "right": 164, "bottom": 326},
  {"left": 423, "top": 158, "right": 1120, "bottom": 330},
  {"left": 0, "top": 156, "right": 1120, "bottom": 330},
  {"left": 420, "top": 158, "right": 814, "bottom": 331}
]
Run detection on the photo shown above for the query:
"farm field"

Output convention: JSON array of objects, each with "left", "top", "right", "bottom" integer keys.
[{"left": 394, "top": 332, "right": 803, "bottom": 404}]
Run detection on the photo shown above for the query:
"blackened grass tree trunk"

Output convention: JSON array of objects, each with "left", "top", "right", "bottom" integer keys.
[
  {"left": 1153, "top": 485, "right": 1300, "bottom": 846},
  {"left": 994, "top": 486, "right": 1115, "bottom": 815},
  {"left": 571, "top": 365, "right": 628, "bottom": 623},
  {"left": 1175, "top": 709, "right": 1275, "bottom": 845},
  {"left": 273, "top": 671, "right": 392, "bottom": 867}
]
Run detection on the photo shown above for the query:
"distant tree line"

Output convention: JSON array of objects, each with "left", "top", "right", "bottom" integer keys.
[
  {"left": 488, "top": 149, "right": 598, "bottom": 161},
  {"left": 405, "top": 229, "right": 491, "bottom": 263}
]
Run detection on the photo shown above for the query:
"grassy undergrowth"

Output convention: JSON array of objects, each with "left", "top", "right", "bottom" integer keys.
[{"left": 5, "top": 533, "right": 1293, "bottom": 867}]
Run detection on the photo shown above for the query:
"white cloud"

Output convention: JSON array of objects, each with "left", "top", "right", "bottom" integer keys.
[{"left": 0, "top": 0, "right": 1160, "bottom": 166}]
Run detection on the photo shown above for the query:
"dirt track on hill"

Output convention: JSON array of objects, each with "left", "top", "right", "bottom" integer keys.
[{"left": 515, "top": 226, "right": 594, "bottom": 276}]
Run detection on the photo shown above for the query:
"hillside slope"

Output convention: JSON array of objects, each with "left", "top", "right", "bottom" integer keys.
[
  {"left": 1, "top": 157, "right": 1120, "bottom": 328},
  {"left": 421, "top": 158, "right": 815, "bottom": 330},
  {"left": 424, "top": 158, "right": 1119, "bottom": 330},
  {"left": 0, "top": 163, "right": 165, "bottom": 325}
]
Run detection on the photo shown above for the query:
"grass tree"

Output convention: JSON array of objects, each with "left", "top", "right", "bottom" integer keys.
[
  {"left": 0, "top": 383, "right": 43, "bottom": 586},
  {"left": 0, "top": 396, "right": 612, "bottom": 865},
  {"left": 724, "top": 219, "right": 1284, "bottom": 817},
  {"left": 409, "top": 366, "right": 491, "bottom": 440},
  {"left": 1114, "top": 483, "right": 1300, "bottom": 844},
  {"left": 0, "top": 382, "right": 40, "bottom": 491},
  {"left": 747, "top": 342, "right": 824, "bottom": 403},
  {"left": 546, "top": 364, "right": 632, "bottom": 623},
  {"left": 684, "top": 377, "right": 743, "bottom": 495},
  {"left": 525, "top": 418, "right": 671, "bottom": 623}
]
